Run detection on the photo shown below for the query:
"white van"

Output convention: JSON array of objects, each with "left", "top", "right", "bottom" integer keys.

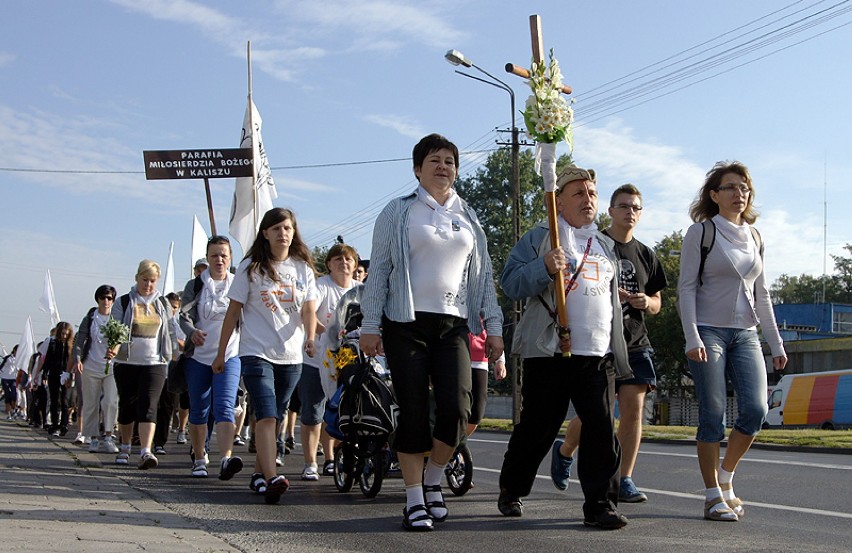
[{"left": 765, "top": 368, "right": 852, "bottom": 429}]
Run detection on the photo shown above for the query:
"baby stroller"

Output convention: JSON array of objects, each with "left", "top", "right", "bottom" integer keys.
[
  {"left": 322, "top": 287, "right": 475, "bottom": 498},
  {"left": 323, "top": 287, "right": 397, "bottom": 498}
]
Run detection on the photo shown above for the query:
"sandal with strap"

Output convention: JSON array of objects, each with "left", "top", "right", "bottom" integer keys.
[
  {"left": 402, "top": 504, "right": 433, "bottom": 532},
  {"left": 720, "top": 482, "right": 745, "bottom": 518},
  {"left": 249, "top": 472, "right": 267, "bottom": 494},
  {"left": 423, "top": 484, "right": 448, "bottom": 522},
  {"left": 704, "top": 497, "right": 739, "bottom": 522}
]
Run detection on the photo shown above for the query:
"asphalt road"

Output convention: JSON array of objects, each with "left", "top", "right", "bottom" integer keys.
[{"left": 115, "top": 430, "right": 852, "bottom": 553}]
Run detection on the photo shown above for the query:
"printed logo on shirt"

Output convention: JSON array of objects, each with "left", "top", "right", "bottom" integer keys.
[{"left": 562, "top": 254, "right": 613, "bottom": 297}]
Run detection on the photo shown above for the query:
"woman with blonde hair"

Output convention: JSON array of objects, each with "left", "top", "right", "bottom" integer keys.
[
  {"left": 678, "top": 161, "right": 786, "bottom": 521},
  {"left": 112, "top": 260, "right": 176, "bottom": 469},
  {"left": 214, "top": 208, "right": 318, "bottom": 505}
]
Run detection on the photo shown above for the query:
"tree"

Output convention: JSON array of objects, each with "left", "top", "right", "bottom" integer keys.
[
  {"left": 645, "top": 231, "right": 691, "bottom": 397},
  {"left": 770, "top": 243, "right": 852, "bottom": 304},
  {"left": 455, "top": 148, "right": 574, "bottom": 394},
  {"left": 311, "top": 245, "right": 331, "bottom": 275}
]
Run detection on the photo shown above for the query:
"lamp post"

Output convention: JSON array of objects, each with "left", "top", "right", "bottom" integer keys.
[{"left": 445, "top": 49, "right": 522, "bottom": 424}]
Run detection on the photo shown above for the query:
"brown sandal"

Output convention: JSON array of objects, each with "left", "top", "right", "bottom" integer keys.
[
  {"left": 704, "top": 497, "right": 738, "bottom": 521},
  {"left": 720, "top": 483, "right": 745, "bottom": 518}
]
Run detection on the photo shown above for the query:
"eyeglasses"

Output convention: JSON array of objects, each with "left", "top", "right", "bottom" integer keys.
[
  {"left": 98, "top": 296, "right": 115, "bottom": 302},
  {"left": 717, "top": 184, "right": 751, "bottom": 194},
  {"left": 613, "top": 204, "right": 643, "bottom": 212}
]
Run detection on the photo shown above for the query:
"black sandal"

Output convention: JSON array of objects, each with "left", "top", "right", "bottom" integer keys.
[
  {"left": 402, "top": 504, "right": 433, "bottom": 532},
  {"left": 423, "top": 484, "right": 448, "bottom": 522},
  {"left": 249, "top": 472, "right": 266, "bottom": 494}
]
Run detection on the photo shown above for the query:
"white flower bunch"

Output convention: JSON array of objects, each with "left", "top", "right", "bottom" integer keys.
[{"left": 523, "top": 49, "right": 574, "bottom": 147}]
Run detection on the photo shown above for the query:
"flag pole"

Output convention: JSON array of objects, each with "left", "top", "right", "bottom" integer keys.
[{"left": 247, "top": 41, "right": 257, "bottom": 235}]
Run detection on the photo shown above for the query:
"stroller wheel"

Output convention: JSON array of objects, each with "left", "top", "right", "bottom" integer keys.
[
  {"left": 333, "top": 444, "right": 354, "bottom": 493},
  {"left": 446, "top": 443, "right": 473, "bottom": 496},
  {"left": 359, "top": 446, "right": 385, "bottom": 498}
]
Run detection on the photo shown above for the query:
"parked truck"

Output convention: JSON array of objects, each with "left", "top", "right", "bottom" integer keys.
[{"left": 765, "top": 369, "right": 852, "bottom": 429}]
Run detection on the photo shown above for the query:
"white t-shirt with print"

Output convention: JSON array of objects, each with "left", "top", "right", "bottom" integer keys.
[
  {"left": 193, "top": 273, "right": 240, "bottom": 365},
  {"left": 305, "top": 274, "right": 354, "bottom": 369},
  {"left": 228, "top": 257, "right": 317, "bottom": 364},
  {"left": 560, "top": 226, "right": 616, "bottom": 357}
]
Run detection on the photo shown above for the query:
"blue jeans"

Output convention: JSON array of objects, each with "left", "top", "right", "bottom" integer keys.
[
  {"left": 240, "top": 356, "right": 301, "bottom": 422},
  {"left": 688, "top": 326, "right": 768, "bottom": 442},
  {"left": 184, "top": 356, "right": 241, "bottom": 425}
]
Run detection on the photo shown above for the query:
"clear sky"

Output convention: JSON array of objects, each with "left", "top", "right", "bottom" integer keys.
[{"left": 2, "top": 0, "right": 851, "bottom": 346}]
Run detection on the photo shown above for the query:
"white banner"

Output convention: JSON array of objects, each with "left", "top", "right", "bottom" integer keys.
[
  {"left": 38, "top": 270, "right": 60, "bottom": 326},
  {"left": 191, "top": 215, "right": 208, "bottom": 277},
  {"left": 16, "top": 316, "right": 36, "bottom": 377},
  {"left": 162, "top": 241, "right": 175, "bottom": 295},
  {"left": 229, "top": 98, "right": 277, "bottom": 257}
]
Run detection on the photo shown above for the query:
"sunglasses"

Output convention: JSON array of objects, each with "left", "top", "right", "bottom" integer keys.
[{"left": 98, "top": 296, "right": 115, "bottom": 302}]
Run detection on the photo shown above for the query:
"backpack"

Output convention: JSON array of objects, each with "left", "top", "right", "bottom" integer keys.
[
  {"left": 0, "top": 354, "right": 10, "bottom": 371},
  {"left": 323, "top": 384, "right": 346, "bottom": 441},
  {"left": 120, "top": 293, "right": 172, "bottom": 312},
  {"left": 697, "top": 219, "right": 764, "bottom": 286},
  {"left": 337, "top": 360, "right": 399, "bottom": 438}
]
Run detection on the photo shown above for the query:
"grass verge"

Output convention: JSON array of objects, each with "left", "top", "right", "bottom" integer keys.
[{"left": 476, "top": 419, "right": 852, "bottom": 449}]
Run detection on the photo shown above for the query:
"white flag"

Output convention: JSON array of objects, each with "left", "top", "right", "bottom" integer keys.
[
  {"left": 229, "top": 98, "right": 277, "bottom": 256},
  {"left": 16, "top": 317, "right": 36, "bottom": 376},
  {"left": 162, "top": 241, "right": 175, "bottom": 295},
  {"left": 38, "top": 270, "right": 60, "bottom": 326},
  {"left": 191, "top": 215, "right": 208, "bottom": 277}
]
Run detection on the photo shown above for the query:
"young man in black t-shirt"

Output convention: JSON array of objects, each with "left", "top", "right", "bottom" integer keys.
[{"left": 550, "top": 184, "right": 667, "bottom": 503}]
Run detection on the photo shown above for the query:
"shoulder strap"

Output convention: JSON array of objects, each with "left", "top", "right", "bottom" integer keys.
[
  {"left": 193, "top": 275, "right": 203, "bottom": 294},
  {"left": 750, "top": 226, "right": 764, "bottom": 258},
  {"left": 120, "top": 293, "right": 130, "bottom": 312},
  {"left": 0, "top": 355, "right": 8, "bottom": 370},
  {"left": 698, "top": 220, "right": 715, "bottom": 287}
]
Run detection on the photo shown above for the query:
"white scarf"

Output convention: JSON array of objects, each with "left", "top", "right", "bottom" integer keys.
[
  {"left": 199, "top": 268, "right": 233, "bottom": 321},
  {"left": 130, "top": 286, "right": 159, "bottom": 315},
  {"left": 416, "top": 186, "right": 463, "bottom": 239},
  {"left": 713, "top": 214, "right": 755, "bottom": 255},
  {"left": 557, "top": 216, "right": 597, "bottom": 261}
]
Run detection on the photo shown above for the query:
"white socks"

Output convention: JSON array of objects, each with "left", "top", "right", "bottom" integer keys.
[
  {"left": 705, "top": 486, "right": 723, "bottom": 502},
  {"left": 423, "top": 461, "right": 444, "bottom": 487},
  {"left": 405, "top": 484, "right": 425, "bottom": 510},
  {"left": 718, "top": 466, "right": 735, "bottom": 501}
]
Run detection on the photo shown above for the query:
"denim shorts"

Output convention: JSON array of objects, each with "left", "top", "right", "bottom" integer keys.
[
  {"left": 184, "top": 356, "right": 241, "bottom": 425},
  {"left": 297, "top": 364, "right": 326, "bottom": 426},
  {"left": 240, "top": 356, "right": 301, "bottom": 422},
  {"left": 616, "top": 349, "right": 657, "bottom": 391},
  {"left": 688, "top": 326, "right": 768, "bottom": 442}
]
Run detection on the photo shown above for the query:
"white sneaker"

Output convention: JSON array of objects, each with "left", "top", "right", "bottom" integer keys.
[
  {"left": 116, "top": 451, "right": 130, "bottom": 465},
  {"left": 88, "top": 438, "right": 100, "bottom": 453},
  {"left": 176, "top": 431, "right": 187, "bottom": 444},
  {"left": 301, "top": 464, "right": 320, "bottom": 481},
  {"left": 73, "top": 432, "right": 86, "bottom": 445},
  {"left": 103, "top": 436, "right": 119, "bottom": 453}
]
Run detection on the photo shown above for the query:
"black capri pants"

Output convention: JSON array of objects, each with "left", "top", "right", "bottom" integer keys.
[
  {"left": 468, "top": 368, "right": 489, "bottom": 425},
  {"left": 113, "top": 363, "right": 167, "bottom": 425},
  {"left": 382, "top": 312, "right": 471, "bottom": 454}
]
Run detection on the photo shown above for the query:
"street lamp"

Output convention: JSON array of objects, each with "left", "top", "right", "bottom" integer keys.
[{"left": 445, "top": 49, "right": 523, "bottom": 424}]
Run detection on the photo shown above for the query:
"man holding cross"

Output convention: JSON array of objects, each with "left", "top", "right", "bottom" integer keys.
[{"left": 497, "top": 166, "right": 630, "bottom": 530}]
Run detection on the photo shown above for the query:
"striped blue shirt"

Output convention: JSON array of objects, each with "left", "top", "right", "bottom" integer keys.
[{"left": 360, "top": 190, "right": 503, "bottom": 337}]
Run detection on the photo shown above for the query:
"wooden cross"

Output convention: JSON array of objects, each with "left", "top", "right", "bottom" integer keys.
[{"left": 506, "top": 14, "right": 574, "bottom": 352}]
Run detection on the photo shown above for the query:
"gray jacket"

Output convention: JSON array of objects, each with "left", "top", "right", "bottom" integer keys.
[
  {"left": 501, "top": 221, "right": 631, "bottom": 378},
  {"left": 111, "top": 291, "right": 175, "bottom": 365},
  {"left": 678, "top": 221, "right": 785, "bottom": 357}
]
